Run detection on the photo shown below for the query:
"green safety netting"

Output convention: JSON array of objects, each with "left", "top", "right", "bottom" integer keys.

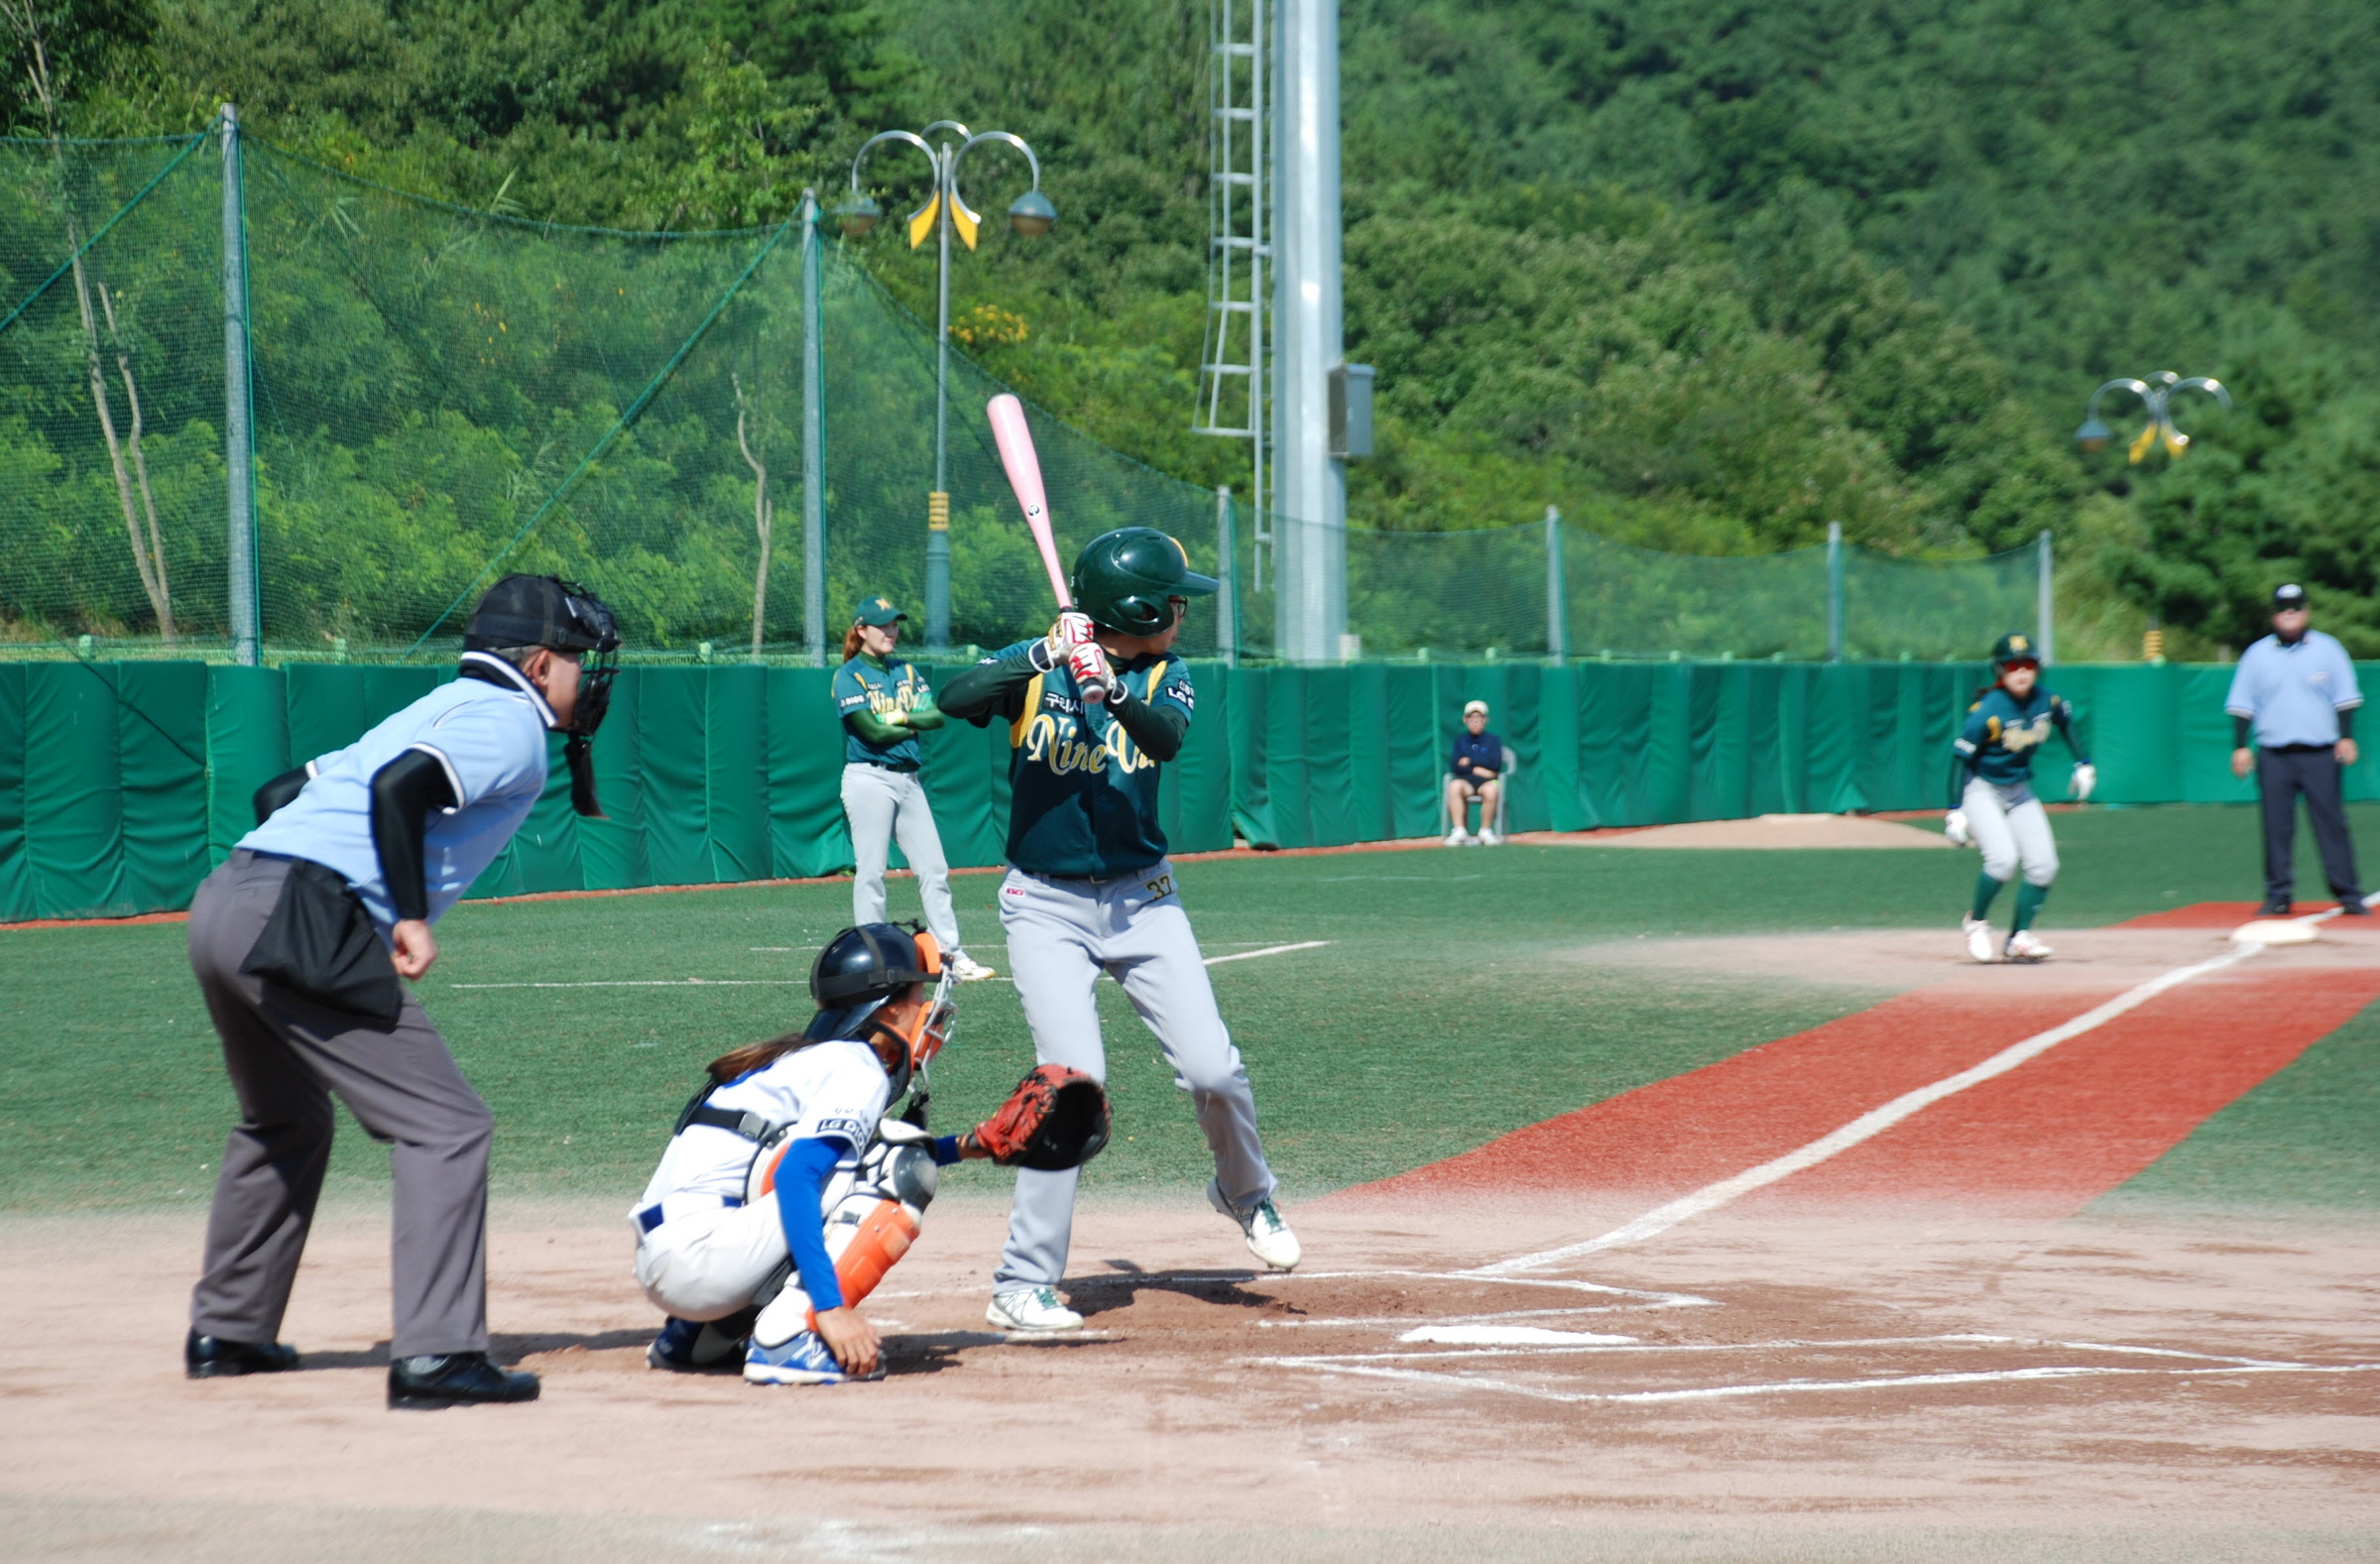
[{"left": 0, "top": 128, "right": 2047, "bottom": 665}]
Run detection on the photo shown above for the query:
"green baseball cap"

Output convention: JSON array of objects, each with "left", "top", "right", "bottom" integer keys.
[{"left": 853, "top": 596, "right": 907, "bottom": 627}]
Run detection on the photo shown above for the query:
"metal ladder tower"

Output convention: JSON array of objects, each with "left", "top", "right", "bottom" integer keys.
[{"left": 1194, "top": 0, "right": 1267, "bottom": 584}]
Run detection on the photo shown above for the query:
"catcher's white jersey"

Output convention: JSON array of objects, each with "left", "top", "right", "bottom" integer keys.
[{"left": 635, "top": 1039, "right": 891, "bottom": 1211}]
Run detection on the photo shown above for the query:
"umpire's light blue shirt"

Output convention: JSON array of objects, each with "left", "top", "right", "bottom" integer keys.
[
  {"left": 2225, "top": 630, "right": 2363, "bottom": 748},
  {"left": 241, "top": 653, "right": 556, "bottom": 928}
]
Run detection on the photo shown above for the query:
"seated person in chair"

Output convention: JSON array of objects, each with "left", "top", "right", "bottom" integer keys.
[{"left": 1445, "top": 700, "right": 1506, "bottom": 846}]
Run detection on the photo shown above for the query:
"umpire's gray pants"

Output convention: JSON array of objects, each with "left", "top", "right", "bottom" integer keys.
[
  {"left": 993, "top": 863, "right": 1276, "bottom": 1290},
  {"left": 841, "top": 763, "right": 959, "bottom": 952},
  {"left": 186, "top": 851, "right": 495, "bottom": 1358}
]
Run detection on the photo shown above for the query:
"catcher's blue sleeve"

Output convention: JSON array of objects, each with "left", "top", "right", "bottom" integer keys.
[{"left": 774, "top": 1137, "right": 851, "bottom": 1312}]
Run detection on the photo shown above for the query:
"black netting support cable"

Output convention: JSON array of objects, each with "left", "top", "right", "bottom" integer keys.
[
  {"left": 0, "top": 129, "right": 211, "bottom": 339},
  {"left": 399, "top": 214, "right": 802, "bottom": 659}
]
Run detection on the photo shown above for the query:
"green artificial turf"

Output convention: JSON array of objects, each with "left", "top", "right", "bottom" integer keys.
[
  {"left": 5, "top": 802, "right": 2375, "bottom": 1212},
  {"left": 2094, "top": 996, "right": 2380, "bottom": 1213}
]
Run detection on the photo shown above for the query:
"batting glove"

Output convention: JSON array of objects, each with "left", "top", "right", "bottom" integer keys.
[
  {"left": 1943, "top": 808, "right": 1972, "bottom": 847},
  {"left": 1067, "top": 641, "right": 1118, "bottom": 705},
  {"left": 1036, "top": 611, "right": 1096, "bottom": 669},
  {"left": 2071, "top": 763, "right": 2097, "bottom": 802}
]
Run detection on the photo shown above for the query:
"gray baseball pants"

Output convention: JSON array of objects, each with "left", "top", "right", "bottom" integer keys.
[
  {"left": 186, "top": 851, "right": 495, "bottom": 1357},
  {"left": 841, "top": 763, "right": 959, "bottom": 951},
  {"left": 992, "top": 862, "right": 1277, "bottom": 1290},
  {"left": 1964, "top": 776, "right": 2059, "bottom": 887}
]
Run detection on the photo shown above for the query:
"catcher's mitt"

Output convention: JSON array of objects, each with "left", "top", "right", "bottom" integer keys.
[{"left": 974, "top": 1064, "right": 1112, "bottom": 1170}]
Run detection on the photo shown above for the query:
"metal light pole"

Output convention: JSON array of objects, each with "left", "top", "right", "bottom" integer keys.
[
  {"left": 842, "top": 124, "right": 1054, "bottom": 651},
  {"left": 2075, "top": 371, "right": 2231, "bottom": 464}
]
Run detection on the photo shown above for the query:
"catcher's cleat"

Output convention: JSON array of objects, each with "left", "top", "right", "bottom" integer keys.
[
  {"left": 2003, "top": 929, "right": 2054, "bottom": 963},
  {"left": 648, "top": 1313, "right": 751, "bottom": 1372},
  {"left": 1963, "top": 915, "right": 1996, "bottom": 964},
  {"left": 986, "top": 1286, "right": 1083, "bottom": 1334},
  {"left": 184, "top": 1329, "right": 298, "bottom": 1379},
  {"left": 745, "top": 1329, "right": 880, "bottom": 1385},
  {"left": 1211, "top": 1179, "right": 1301, "bottom": 1271},
  {"left": 948, "top": 951, "right": 1000, "bottom": 982}
]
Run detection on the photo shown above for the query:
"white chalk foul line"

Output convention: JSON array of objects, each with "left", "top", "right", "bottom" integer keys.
[
  {"left": 1204, "top": 940, "right": 1332, "bottom": 966},
  {"left": 450, "top": 979, "right": 810, "bottom": 990},
  {"left": 1476, "top": 940, "right": 2263, "bottom": 1274},
  {"left": 1262, "top": 1353, "right": 2380, "bottom": 1407},
  {"left": 457, "top": 940, "right": 1334, "bottom": 989}
]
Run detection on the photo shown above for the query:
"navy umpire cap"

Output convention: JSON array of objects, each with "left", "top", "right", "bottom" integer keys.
[{"left": 465, "top": 574, "right": 621, "bottom": 658}]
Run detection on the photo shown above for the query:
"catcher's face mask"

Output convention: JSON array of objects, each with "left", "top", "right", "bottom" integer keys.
[{"left": 880, "top": 930, "right": 955, "bottom": 1085}]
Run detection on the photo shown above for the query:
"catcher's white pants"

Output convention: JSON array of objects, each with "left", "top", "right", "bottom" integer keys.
[
  {"left": 993, "top": 863, "right": 1277, "bottom": 1290},
  {"left": 633, "top": 1196, "right": 797, "bottom": 1322},
  {"left": 1964, "top": 777, "right": 2059, "bottom": 887},
  {"left": 842, "top": 764, "right": 960, "bottom": 951}
]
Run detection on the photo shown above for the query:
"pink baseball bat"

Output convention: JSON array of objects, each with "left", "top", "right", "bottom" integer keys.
[{"left": 987, "top": 394, "right": 1072, "bottom": 609}]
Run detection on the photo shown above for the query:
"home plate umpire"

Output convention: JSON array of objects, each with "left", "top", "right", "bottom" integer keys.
[{"left": 182, "top": 574, "right": 618, "bottom": 1409}]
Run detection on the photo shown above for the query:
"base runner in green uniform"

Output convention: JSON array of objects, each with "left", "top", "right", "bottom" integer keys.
[
  {"left": 940, "top": 528, "right": 1299, "bottom": 1334},
  {"left": 1945, "top": 632, "right": 2096, "bottom": 963}
]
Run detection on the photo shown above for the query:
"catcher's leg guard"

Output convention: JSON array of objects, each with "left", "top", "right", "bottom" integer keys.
[{"left": 752, "top": 1142, "right": 936, "bottom": 1346}]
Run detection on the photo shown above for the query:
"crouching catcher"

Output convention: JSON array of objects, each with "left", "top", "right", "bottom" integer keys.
[{"left": 630, "top": 922, "right": 1108, "bottom": 1385}]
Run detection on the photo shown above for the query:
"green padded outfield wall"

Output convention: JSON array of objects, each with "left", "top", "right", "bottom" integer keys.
[{"left": 3, "top": 660, "right": 2375, "bottom": 921}]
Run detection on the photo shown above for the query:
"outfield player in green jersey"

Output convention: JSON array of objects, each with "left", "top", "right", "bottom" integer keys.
[
  {"left": 941, "top": 527, "right": 1297, "bottom": 1334},
  {"left": 1945, "top": 632, "right": 2096, "bottom": 963},
  {"left": 832, "top": 596, "right": 994, "bottom": 982}
]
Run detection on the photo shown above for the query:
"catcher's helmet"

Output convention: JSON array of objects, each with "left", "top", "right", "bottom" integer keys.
[
  {"left": 807, "top": 922, "right": 945, "bottom": 1094},
  {"left": 464, "top": 574, "right": 623, "bottom": 737},
  {"left": 1070, "top": 528, "right": 1217, "bottom": 637},
  {"left": 1989, "top": 632, "right": 2041, "bottom": 669}
]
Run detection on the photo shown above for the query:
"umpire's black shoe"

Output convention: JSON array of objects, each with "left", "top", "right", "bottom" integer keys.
[
  {"left": 2341, "top": 896, "right": 2370, "bottom": 915},
  {"left": 185, "top": 1329, "right": 299, "bottom": 1379},
  {"left": 387, "top": 1352, "right": 540, "bottom": 1409},
  {"left": 2258, "top": 898, "right": 2293, "bottom": 916}
]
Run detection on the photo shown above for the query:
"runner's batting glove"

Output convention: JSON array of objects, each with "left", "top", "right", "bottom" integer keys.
[
  {"left": 1067, "top": 641, "right": 1117, "bottom": 705},
  {"left": 2071, "top": 763, "right": 2097, "bottom": 802},
  {"left": 1943, "top": 808, "right": 1972, "bottom": 847}
]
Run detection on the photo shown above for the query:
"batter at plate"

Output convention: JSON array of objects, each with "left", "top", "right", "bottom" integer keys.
[{"left": 939, "top": 527, "right": 1299, "bottom": 1335}]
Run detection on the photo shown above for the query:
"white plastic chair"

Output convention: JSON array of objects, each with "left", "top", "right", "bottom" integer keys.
[{"left": 1443, "top": 752, "right": 1517, "bottom": 841}]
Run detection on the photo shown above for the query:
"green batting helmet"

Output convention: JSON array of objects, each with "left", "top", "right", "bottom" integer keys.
[
  {"left": 1070, "top": 527, "right": 1218, "bottom": 636},
  {"left": 1990, "top": 632, "right": 2041, "bottom": 667}
]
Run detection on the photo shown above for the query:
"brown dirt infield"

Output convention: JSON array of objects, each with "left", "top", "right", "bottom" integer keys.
[{"left": 3, "top": 1194, "right": 2374, "bottom": 1563}]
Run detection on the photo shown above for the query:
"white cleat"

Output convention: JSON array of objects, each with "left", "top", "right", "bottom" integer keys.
[
  {"left": 1211, "top": 1179, "right": 1300, "bottom": 1270},
  {"left": 948, "top": 951, "right": 999, "bottom": 982},
  {"left": 1479, "top": 828, "right": 1503, "bottom": 846},
  {"left": 1963, "top": 915, "right": 1996, "bottom": 964},
  {"left": 2003, "top": 929, "right": 2054, "bottom": 963},
  {"left": 1444, "top": 829, "right": 1472, "bottom": 847},
  {"left": 985, "top": 1286, "right": 1082, "bottom": 1333}
]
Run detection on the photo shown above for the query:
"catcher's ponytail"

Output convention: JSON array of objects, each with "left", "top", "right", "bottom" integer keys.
[{"left": 705, "top": 1031, "right": 813, "bottom": 1084}]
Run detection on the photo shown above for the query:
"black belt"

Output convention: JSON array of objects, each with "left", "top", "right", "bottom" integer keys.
[{"left": 858, "top": 759, "right": 919, "bottom": 773}]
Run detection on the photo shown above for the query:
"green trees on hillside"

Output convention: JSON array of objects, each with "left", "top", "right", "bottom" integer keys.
[{"left": 4, "top": 0, "right": 2375, "bottom": 654}]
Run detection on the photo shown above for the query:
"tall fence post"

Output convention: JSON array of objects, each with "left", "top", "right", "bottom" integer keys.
[
  {"left": 1826, "top": 520, "right": 1844, "bottom": 662},
  {"left": 221, "top": 103, "right": 259, "bottom": 666},
  {"left": 1544, "top": 504, "right": 1567, "bottom": 662},
  {"left": 2036, "top": 528, "right": 2055, "bottom": 665},
  {"left": 1216, "top": 486, "right": 1239, "bottom": 667},
  {"left": 800, "top": 189, "right": 827, "bottom": 667}
]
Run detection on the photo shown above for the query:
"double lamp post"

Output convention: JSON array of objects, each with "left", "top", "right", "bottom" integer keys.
[{"left": 840, "top": 123, "right": 1055, "bottom": 650}]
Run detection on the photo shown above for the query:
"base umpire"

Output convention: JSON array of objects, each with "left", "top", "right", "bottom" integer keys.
[
  {"left": 183, "top": 574, "right": 619, "bottom": 1408},
  {"left": 2226, "top": 583, "right": 2366, "bottom": 916}
]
